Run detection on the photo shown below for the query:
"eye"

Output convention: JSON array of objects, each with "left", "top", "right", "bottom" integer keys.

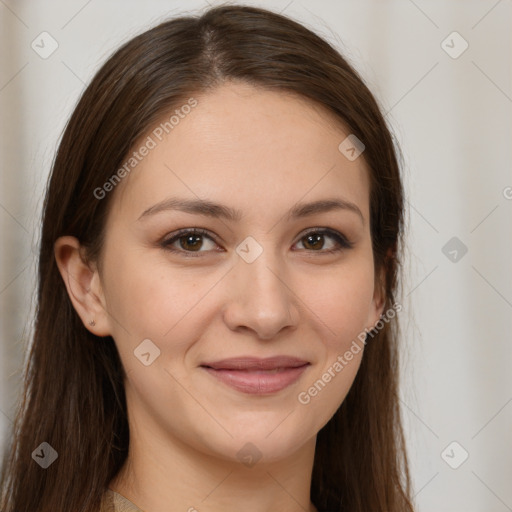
[
  {"left": 160, "top": 228, "right": 220, "bottom": 257},
  {"left": 293, "top": 228, "right": 353, "bottom": 254}
]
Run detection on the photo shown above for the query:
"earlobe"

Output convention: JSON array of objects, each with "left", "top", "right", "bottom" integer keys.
[{"left": 53, "top": 236, "right": 111, "bottom": 336}]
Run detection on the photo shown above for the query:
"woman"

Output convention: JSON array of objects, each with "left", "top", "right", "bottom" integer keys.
[{"left": 0, "top": 4, "right": 414, "bottom": 511}]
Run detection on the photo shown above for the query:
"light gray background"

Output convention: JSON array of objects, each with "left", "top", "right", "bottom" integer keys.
[{"left": 1, "top": 1, "right": 511, "bottom": 510}]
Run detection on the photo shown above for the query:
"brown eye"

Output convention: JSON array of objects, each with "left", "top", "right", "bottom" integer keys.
[
  {"left": 161, "top": 229, "right": 219, "bottom": 256},
  {"left": 294, "top": 229, "right": 353, "bottom": 253},
  {"left": 302, "top": 233, "right": 325, "bottom": 250},
  {"left": 176, "top": 233, "right": 204, "bottom": 251}
]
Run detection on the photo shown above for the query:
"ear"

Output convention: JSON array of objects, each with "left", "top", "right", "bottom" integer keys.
[
  {"left": 54, "top": 236, "right": 111, "bottom": 336},
  {"left": 365, "top": 263, "right": 387, "bottom": 331}
]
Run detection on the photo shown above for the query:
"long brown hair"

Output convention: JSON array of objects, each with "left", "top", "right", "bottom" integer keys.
[{"left": 0, "top": 5, "right": 413, "bottom": 511}]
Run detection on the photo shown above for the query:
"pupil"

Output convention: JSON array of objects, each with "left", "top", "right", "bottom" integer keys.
[
  {"left": 305, "top": 234, "right": 323, "bottom": 250},
  {"left": 182, "top": 234, "right": 202, "bottom": 251}
]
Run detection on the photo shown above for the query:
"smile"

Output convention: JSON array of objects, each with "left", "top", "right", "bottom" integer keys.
[{"left": 200, "top": 356, "right": 310, "bottom": 394}]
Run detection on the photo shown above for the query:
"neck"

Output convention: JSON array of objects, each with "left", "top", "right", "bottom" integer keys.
[{"left": 110, "top": 414, "right": 319, "bottom": 512}]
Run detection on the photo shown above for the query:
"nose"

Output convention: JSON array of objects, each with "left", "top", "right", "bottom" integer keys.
[{"left": 222, "top": 248, "right": 300, "bottom": 340}]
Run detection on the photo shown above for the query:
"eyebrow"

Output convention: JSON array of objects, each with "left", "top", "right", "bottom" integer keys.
[{"left": 138, "top": 196, "right": 364, "bottom": 225}]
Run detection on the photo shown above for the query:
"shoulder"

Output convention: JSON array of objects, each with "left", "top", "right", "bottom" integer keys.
[
  {"left": 99, "top": 489, "right": 144, "bottom": 512},
  {"left": 98, "top": 489, "right": 115, "bottom": 512}
]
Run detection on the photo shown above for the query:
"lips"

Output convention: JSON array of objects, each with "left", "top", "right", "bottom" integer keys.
[
  {"left": 201, "top": 355, "right": 309, "bottom": 370},
  {"left": 200, "top": 356, "right": 310, "bottom": 394}
]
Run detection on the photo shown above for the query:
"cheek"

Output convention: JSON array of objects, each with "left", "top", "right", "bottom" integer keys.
[
  {"left": 295, "top": 267, "right": 372, "bottom": 427},
  {"left": 101, "top": 248, "right": 229, "bottom": 380},
  {"left": 304, "top": 257, "right": 376, "bottom": 346},
  {"left": 295, "top": 348, "right": 362, "bottom": 435},
  {"left": 294, "top": 254, "right": 374, "bottom": 417},
  {"left": 103, "top": 248, "right": 208, "bottom": 336}
]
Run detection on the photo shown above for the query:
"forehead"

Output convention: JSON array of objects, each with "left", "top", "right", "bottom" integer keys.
[{"left": 108, "top": 81, "right": 370, "bottom": 224}]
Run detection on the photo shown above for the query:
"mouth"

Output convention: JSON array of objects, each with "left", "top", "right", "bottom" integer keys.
[{"left": 200, "top": 356, "right": 310, "bottom": 394}]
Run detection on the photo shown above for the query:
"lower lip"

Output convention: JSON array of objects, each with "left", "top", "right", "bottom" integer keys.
[{"left": 202, "top": 365, "right": 309, "bottom": 394}]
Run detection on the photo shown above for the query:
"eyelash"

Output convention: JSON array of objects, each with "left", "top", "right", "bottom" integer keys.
[{"left": 159, "top": 227, "right": 354, "bottom": 258}]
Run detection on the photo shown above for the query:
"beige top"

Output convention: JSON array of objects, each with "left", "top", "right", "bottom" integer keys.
[
  {"left": 100, "top": 489, "right": 144, "bottom": 512},
  {"left": 101, "top": 489, "right": 325, "bottom": 512}
]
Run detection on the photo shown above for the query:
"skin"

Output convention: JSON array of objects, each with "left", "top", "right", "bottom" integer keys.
[{"left": 55, "top": 81, "right": 385, "bottom": 512}]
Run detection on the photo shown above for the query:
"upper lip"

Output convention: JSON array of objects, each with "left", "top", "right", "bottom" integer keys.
[{"left": 201, "top": 356, "right": 310, "bottom": 371}]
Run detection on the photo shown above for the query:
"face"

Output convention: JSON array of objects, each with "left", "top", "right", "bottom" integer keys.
[{"left": 93, "top": 82, "right": 384, "bottom": 464}]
